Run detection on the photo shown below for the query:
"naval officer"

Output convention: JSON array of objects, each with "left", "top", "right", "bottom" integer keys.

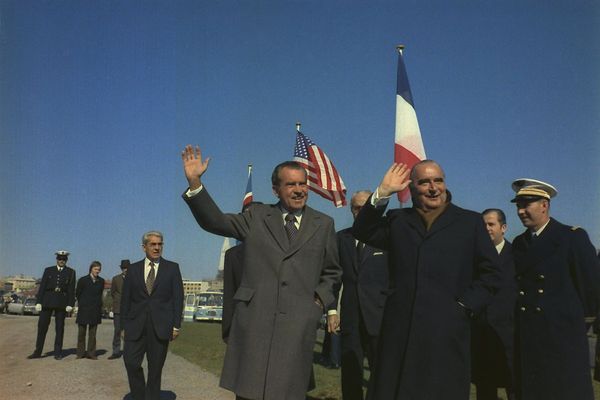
[{"left": 28, "top": 250, "right": 76, "bottom": 360}]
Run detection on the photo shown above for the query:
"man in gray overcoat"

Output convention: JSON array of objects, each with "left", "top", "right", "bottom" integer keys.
[{"left": 181, "top": 145, "right": 341, "bottom": 400}]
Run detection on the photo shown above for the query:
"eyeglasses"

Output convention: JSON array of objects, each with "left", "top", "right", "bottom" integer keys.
[{"left": 56, "top": 257, "right": 68, "bottom": 261}]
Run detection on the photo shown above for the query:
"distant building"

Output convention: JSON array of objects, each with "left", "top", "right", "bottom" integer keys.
[
  {"left": 207, "top": 279, "right": 224, "bottom": 292},
  {"left": 182, "top": 280, "right": 210, "bottom": 296},
  {"left": 4, "top": 275, "right": 37, "bottom": 292}
]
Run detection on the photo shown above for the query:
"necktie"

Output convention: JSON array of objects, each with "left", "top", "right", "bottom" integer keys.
[
  {"left": 146, "top": 262, "right": 156, "bottom": 294},
  {"left": 285, "top": 213, "right": 298, "bottom": 241}
]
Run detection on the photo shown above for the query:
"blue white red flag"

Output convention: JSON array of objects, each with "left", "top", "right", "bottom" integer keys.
[
  {"left": 293, "top": 131, "right": 347, "bottom": 208},
  {"left": 394, "top": 47, "right": 426, "bottom": 203},
  {"left": 242, "top": 165, "right": 253, "bottom": 208}
]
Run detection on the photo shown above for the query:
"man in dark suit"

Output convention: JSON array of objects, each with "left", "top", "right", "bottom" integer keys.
[
  {"left": 327, "top": 190, "right": 389, "bottom": 400},
  {"left": 75, "top": 260, "right": 105, "bottom": 359},
  {"left": 121, "top": 231, "right": 184, "bottom": 400},
  {"left": 28, "top": 250, "right": 76, "bottom": 360},
  {"left": 471, "top": 209, "right": 516, "bottom": 400},
  {"left": 352, "top": 160, "right": 502, "bottom": 400},
  {"left": 222, "top": 202, "right": 262, "bottom": 342},
  {"left": 510, "top": 179, "right": 600, "bottom": 400},
  {"left": 109, "top": 259, "right": 129, "bottom": 359},
  {"left": 181, "top": 145, "right": 341, "bottom": 400}
]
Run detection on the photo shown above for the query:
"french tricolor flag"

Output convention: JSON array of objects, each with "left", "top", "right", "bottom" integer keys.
[
  {"left": 394, "top": 45, "right": 426, "bottom": 203},
  {"left": 242, "top": 165, "right": 253, "bottom": 208}
]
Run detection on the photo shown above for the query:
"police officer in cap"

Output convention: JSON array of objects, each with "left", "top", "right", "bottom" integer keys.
[
  {"left": 28, "top": 250, "right": 76, "bottom": 360},
  {"left": 511, "top": 179, "right": 600, "bottom": 400}
]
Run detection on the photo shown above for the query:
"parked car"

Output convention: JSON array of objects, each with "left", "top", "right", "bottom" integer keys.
[
  {"left": 23, "top": 298, "right": 39, "bottom": 315},
  {"left": 7, "top": 298, "right": 25, "bottom": 315}
]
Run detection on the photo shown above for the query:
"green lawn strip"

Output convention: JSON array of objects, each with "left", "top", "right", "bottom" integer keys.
[{"left": 170, "top": 322, "right": 600, "bottom": 400}]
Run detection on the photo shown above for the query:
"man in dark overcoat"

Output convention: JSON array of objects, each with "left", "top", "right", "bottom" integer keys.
[
  {"left": 75, "top": 260, "right": 105, "bottom": 359},
  {"left": 328, "top": 190, "right": 389, "bottom": 400},
  {"left": 471, "top": 209, "right": 516, "bottom": 400},
  {"left": 510, "top": 178, "right": 600, "bottom": 400},
  {"left": 28, "top": 250, "right": 76, "bottom": 360},
  {"left": 352, "top": 160, "right": 502, "bottom": 400},
  {"left": 109, "top": 259, "right": 129, "bottom": 359},
  {"left": 121, "top": 231, "right": 184, "bottom": 400},
  {"left": 181, "top": 145, "right": 341, "bottom": 400}
]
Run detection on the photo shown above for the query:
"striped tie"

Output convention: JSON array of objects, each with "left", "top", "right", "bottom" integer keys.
[
  {"left": 146, "top": 262, "right": 155, "bottom": 294},
  {"left": 285, "top": 214, "right": 298, "bottom": 241}
]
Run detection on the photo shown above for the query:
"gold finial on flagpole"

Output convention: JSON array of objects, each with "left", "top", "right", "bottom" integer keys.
[
  {"left": 396, "top": 44, "right": 405, "bottom": 54},
  {"left": 296, "top": 121, "right": 301, "bottom": 133}
]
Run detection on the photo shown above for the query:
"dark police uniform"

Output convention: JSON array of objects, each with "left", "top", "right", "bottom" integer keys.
[{"left": 32, "top": 261, "right": 76, "bottom": 358}]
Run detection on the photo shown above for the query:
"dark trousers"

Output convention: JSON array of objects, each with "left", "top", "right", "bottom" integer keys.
[
  {"left": 35, "top": 307, "right": 66, "bottom": 355},
  {"left": 123, "top": 312, "right": 169, "bottom": 400},
  {"left": 321, "top": 330, "right": 341, "bottom": 366},
  {"left": 112, "top": 314, "right": 123, "bottom": 355},
  {"left": 341, "top": 315, "right": 379, "bottom": 400},
  {"left": 77, "top": 324, "right": 98, "bottom": 356},
  {"left": 476, "top": 384, "right": 516, "bottom": 400}
]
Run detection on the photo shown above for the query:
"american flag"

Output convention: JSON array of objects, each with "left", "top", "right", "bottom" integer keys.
[
  {"left": 242, "top": 165, "right": 253, "bottom": 208},
  {"left": 293, "top": 131, "right": 347, "bottom": 207}
]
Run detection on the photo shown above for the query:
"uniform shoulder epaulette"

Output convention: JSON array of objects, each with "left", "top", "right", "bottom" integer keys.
[{"left": 570, "top": 226, "right": 580, "bottom": 231}]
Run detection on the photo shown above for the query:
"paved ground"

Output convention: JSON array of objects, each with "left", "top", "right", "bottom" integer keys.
[{"left": 0, "top": 314, "right": 234, "bottom": 400}]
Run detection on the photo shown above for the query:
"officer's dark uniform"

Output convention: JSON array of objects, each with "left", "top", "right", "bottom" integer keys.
[
  {"left": 30, "top": 252, "right": 76, "bottom": 359},
  {"left": 511, "top": 180, "right": 600, "bottom": 400}
]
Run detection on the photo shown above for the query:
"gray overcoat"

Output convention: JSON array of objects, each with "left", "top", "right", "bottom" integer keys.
[{"left": 183, "top": 188, "right": 341, "bottom": 400}]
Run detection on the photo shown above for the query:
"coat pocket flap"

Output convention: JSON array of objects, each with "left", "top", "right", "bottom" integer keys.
[{"left": 233, "top": 286, "right": 255, "bottom": 302}]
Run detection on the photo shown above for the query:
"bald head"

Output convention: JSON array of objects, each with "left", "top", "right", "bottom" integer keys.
[{"left": 409, "top": 160, "right": 448, "bottom": 211}]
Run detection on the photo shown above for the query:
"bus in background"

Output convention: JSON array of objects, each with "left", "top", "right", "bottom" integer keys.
[
  {"left": 194, "top": 291, "right": 223, "bottom": 322},
  {"left": 183, "top": 293, "right": 198, "bottom": 322}
]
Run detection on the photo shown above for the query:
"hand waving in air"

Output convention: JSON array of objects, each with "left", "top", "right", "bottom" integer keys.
[
  {"left": 181, "top": 145, "right": 210, "bottom": 190},
  {"left": 377, "top": 163, "right": 411, "bottom": 197}
]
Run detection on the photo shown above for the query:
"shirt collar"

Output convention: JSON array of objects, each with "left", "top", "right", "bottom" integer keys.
[
  {"left": 495, "top": 239, "right": 505, "bottom": 254},
  {"left": 531, "top": 219, "right": 550, "bottom": 237},
  {"left": 145, "top": 258, "right": 160, "bottom": 268}
]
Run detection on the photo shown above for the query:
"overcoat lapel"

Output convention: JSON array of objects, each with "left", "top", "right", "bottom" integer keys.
[
  {"left": 287, "top": 206, "right": 320, "bottom": 256},
  {"left": 263, "top": 206, "right": 288, "bottom": 252},
  {"left": 427, "top": 204, "right": 460, "bottom": 237},
  {"left": 405, "top": 209, "right": 426, "bottom": 239}
]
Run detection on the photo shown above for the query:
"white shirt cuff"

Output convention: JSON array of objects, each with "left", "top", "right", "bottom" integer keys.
[
  {"left": 327, "top": 310, "right": 338, "bottom": 316},
  {"left": 371, "top": 187, "right": 392, "bottom": 207},
  {"left": 185, "top": 184, "right": 204, "bottom": 197}
]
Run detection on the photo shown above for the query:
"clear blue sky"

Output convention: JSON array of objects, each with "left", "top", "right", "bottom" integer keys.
[{"left": 1, "top": 1, "right": 599, "bottom": 281}]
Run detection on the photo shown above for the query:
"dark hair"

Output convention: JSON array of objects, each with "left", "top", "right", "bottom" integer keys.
[
  {"left": 482, "top": 208, "right": 507, "bottom": 225},
  {"left": 271, "top": 161, "right": 306, "bottom": 186},
  {"left": 88, "top": 261, "right": 102, "bottom": 273}
]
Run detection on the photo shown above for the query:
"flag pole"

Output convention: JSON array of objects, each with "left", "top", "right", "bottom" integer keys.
[
  {"left": 247, "top": 163, "right": 252, "bottom": 175},
  {"left": 396, "top": 44, "right": 405, "bottom": 208},
  {"left": 296, "top": 121, "right": 301, "bottom": 133}
]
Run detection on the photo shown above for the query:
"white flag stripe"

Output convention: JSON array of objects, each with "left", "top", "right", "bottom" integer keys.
[{"left": 395, "top": 94, "right": 426, "bottom": 159}]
